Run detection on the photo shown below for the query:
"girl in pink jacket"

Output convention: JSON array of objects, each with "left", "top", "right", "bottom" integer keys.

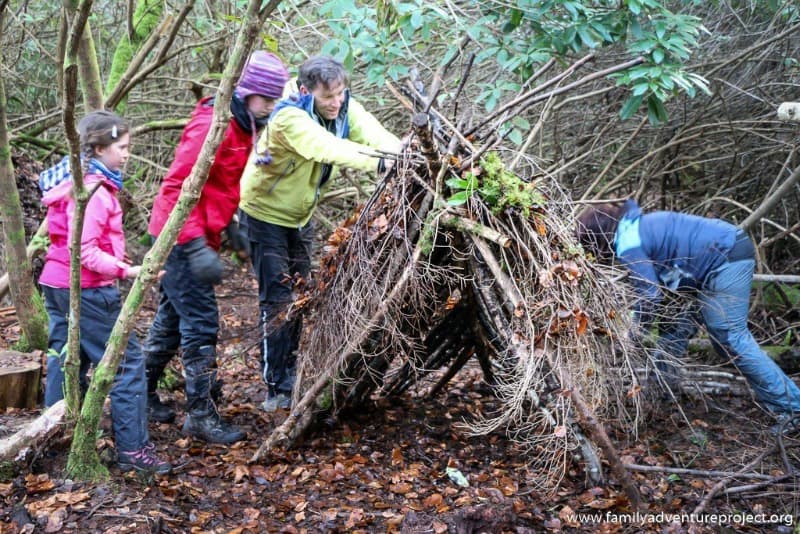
[{"left": 40, "top": 110, "right": 170, "bottom": 475}]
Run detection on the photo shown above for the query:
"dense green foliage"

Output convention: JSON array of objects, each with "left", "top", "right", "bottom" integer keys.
[{"left": 309, "top": 0, "right": 712, "bottom": 125}]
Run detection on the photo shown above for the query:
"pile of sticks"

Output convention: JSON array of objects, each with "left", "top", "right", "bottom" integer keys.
[{"left": 253, "top": 61, "right": 650, "bottom": 507}]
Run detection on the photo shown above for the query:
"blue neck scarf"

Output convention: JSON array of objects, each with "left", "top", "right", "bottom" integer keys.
[
  {"left": 39, "top": 156, "right": 124, "bottom": 193},
  {"left": 88, "top": 158, "right": 124, "bottom": 190}
]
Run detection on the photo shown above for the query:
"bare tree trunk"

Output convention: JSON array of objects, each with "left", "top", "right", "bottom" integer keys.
[
  {"left": 64, "top": 0, "right": 284, "bottom": 481},
  {"left": 0, "top": 4, "right": 48, "bottom": 352}
]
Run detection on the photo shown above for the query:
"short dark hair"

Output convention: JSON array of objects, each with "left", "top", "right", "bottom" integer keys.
[
  {"left": 575, "top": 202, "right": 627, "bottom": 261},
  {"left": 77, "top": 110, "right": 129, "bottom": 154},
  {"left": 298, "top": 56, "right": 349, "bottom": 91}
]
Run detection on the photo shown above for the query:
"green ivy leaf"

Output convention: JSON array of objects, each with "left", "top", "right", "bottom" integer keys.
[
  {"left": 447, "top": 190, "right": 471, "bottom": 206},
  {"left": 646, "top": 95, "right": 668, "bottom": 125},
  {"left": 620, "top": 94, "right": 644, "bottom": 120},
  {"left": 508, "top": 128, "right": 523, "bottom": 145},
  {"left": 446, "top": 177, "right": 470, "bottom": 190}
]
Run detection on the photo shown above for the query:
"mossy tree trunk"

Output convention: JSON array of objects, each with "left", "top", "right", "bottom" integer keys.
[
  {"left": 0, "top": 4, "right": 49, "bottom": 353},
  {"left": 60, "top": 0, "right": 102, "bottom": 479},
  {"left": 77, "top": 24, "right": 103, "bottom": 111},
  {"left": 104, "top": 0, "right": 163, "bottom": 113},
  {"left": 64, "top": 0, "right": 284, "bottom": 481}
]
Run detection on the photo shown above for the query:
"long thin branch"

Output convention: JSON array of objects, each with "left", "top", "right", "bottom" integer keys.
[
  {"left": 465, "top": 54, "right": 597, "bottom": 138},
  {"left": 707, "top": 21, "right": 800, "bottom": 77},
  {"left": 752, "top": 274, "right": 800, "bottom": 284},
  {"left": 692, "top": 445, "right": 777, "bottom": 515},
  {"left": 624, "top": 463, "right": 773, "bottom": 480},
  {"left": 580, "top": 116, "right": 647, "bottom": 202},
  {"left": 739, "top": 166, "right": 800, "bottom": 232},
  {"left": 721, "top": 474, "right": 797, "bottom": 495}
]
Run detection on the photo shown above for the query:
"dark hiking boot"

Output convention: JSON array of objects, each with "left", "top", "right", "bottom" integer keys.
[
  {"left": 118, "top": 442, "right": 172, "bottom": 475},
  {"left": 211, "top": 378, "right": 223, "bottom": 403},
  {"left": 182, "top": 410, "right": 246, "bottom": 444},
  {"left": 147, "top": 393, "right": 176, "bottom": 423}
]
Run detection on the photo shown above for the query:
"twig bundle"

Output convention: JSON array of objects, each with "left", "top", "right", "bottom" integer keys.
[{"left": 254, "top": 59, "right": 649, "bottom": 507}]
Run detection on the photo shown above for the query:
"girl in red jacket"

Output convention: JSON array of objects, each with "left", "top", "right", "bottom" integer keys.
[{"left": 144, "top": 51, "right": 289, "bottom": 444}]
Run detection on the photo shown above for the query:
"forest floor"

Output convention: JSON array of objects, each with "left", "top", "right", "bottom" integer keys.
[{"left": 1, "top": 255, "right": 798, "bottom": 534}]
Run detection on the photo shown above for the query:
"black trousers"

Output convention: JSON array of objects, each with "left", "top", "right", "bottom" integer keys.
[
  {"left": 239, "top": 210, "right": 313, "bottom": 395},
  {"left": 143, "top": 242, "right": 221, "bottom": 412}
]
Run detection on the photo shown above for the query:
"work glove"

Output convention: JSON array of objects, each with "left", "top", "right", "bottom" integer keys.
[
  {"left": 225, "top": 217, "right": 250, "bottom": 260},
  {"left": 183, "top": 237, "right": 223, "bottom": 285}
]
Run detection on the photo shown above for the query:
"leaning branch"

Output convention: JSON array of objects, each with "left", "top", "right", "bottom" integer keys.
[
  {"left": 440, "top": 214, "right": 511, "bottom": 249},
  {"left": 739, "top": 165, "right": 800, "bottom": 232},
  {"left": 0, "top": 400, "right": 66, "bottom": 462}
]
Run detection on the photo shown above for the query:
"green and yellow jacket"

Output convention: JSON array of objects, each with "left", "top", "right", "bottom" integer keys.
[{"left": 239, "top": 90, "right": 401, "bottom": 228}]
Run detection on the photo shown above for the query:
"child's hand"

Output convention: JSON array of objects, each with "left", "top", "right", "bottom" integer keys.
[
  {"left": 125, "top": 266, "right": 165, "bottom": 280},
  {"left": 126, "top": 265, "right": 142, "bottom": 279}
]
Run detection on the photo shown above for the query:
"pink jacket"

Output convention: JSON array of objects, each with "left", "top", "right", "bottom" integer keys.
[{"left": 39, "top": 173, "right": 131, "bottom": 289}]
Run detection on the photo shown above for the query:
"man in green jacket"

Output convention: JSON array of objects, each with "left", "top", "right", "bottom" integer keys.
[{"left": 238, "top": 55, "right": 402, "bottom": 412}]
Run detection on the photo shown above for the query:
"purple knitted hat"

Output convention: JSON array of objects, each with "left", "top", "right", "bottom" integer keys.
[{"left": 235, "top": 51, "right": 289, "bottom": 100}]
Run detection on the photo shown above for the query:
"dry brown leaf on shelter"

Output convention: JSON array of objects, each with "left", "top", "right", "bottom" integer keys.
[{"left": 574, "top": 309, "right": 589, "bottom": 335}]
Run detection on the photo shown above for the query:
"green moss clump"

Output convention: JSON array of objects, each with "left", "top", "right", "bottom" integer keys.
[
  {"left": 475, "top": 152, "right": 545, "bottom": 217},
  {"left": 0, "top": 461, "right": 17, "bottom": 481},
  {"left": 418, "top": 210, "right": 437, "bottom": 256},
  {"left": 12, "top": 290, "right": 49, "bottom": 352},
  {"left": 105, "top": 0, "right": 163, "bottom": 110},
  {"left": 158, "top": 366, "right": 182, "bottom": 391},
  {"left": 316, "top": 381, "right": 334, "bottom": 411},
  {"left": 755, "top": 282, "right": 800, "bottom": 312}
]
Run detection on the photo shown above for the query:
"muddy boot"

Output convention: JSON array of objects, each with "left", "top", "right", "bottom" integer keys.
[
  {"left": 182, "top": 409, "right": 246, "bottom": 444},
  {"left": 145, "top": 354, "right": 176, "bottom": 423},
  {"left": 182, "top": 345, "right": 245, "bottom": 444},
  {"left": 147, "top": 392, "right": 176, "bottom": 424},
  {"left": 210, "top": 359, "right": 223, "bottom": 403}
]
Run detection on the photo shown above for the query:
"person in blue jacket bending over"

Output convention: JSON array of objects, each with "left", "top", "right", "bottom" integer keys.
[{"left": 576, "top": 199, "right": 800, "bottom": 435}]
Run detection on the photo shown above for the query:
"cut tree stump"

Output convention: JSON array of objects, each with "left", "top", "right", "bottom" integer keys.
[{"left": 0, "top": 351, "right": 42, "bottom": 410}]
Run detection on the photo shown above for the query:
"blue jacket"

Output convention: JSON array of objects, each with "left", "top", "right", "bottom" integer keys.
[{"left": 614, "top": 199, "right": 739, "bottom": 327}]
